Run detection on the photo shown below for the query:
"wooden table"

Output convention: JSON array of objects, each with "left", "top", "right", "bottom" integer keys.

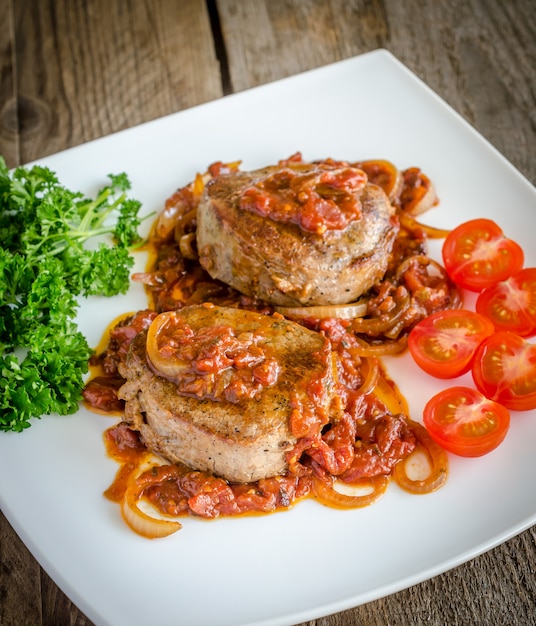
[{"left": 1, "top": 1, "right": 535, "bottom": 624}]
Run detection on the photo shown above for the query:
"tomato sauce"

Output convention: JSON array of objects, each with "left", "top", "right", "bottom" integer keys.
[
  {"left": 82, "top": 310, "right": 157, "bottom": 413},
  {"left": 239, "top": 165, "right": 367, "bottom": 234},
  {"left": 83, "top": 154, "right": 457, "bottom": 533},
  {"left": 104, "top": 421, "right": 312, "bottom": 518},
  {"left": 147, "top": 314, "right": 281, "bottom": 402},
  {"left": 100, "top": 324, "right": 417, "bottom": 523}
]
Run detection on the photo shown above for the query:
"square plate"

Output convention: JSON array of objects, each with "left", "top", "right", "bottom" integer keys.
[{"left": 1, "top": 49, "right": 535, "bottom": 626}]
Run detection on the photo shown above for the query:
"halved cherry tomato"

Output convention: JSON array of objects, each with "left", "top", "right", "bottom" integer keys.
[
  {"left": 476, "top": 268, "right": 536, "bottom": 338},
  {"left": 408, "top": 309, "right": 495, "bottom": 379},
  {"left": 442, "top": 218, "right": 524, "bottom": 292},
  {"left": 423, "top": 386, "right": 510, "bottom": 457},
  {"left": 471, "top": 332, "right": 536, "bottom": 411}
]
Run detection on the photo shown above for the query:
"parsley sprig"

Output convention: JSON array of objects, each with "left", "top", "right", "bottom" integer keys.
[{"left": 0, "top": 157, "right": 144, "bottom": 432}]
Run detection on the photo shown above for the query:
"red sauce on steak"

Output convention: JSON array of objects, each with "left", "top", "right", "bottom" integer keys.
[
  {"left": 239, "top": 165, "right": 367, "bottom": 234},
  {"left": 146, "top": 311, "right": 282, "bottom": 402}
]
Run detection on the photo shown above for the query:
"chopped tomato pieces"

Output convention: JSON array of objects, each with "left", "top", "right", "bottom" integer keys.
[
  {"left": 441, "top": 218, "right": 524, "bottom": 292},
  {"left": 408, "top": 309, "right": 494, "bottom": 379},
  {"left": 423, "top": 386, "right": 510, "bottom": 457}
]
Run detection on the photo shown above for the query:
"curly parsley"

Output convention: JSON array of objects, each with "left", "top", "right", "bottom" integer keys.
[{"left": 0, "top": 156, "right": 144, "bottom": 432}]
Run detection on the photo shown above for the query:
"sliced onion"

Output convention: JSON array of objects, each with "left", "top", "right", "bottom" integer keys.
[
  {"left": 173, "top": 208, "right": 198, "bottom": 243},
  {"left": 395, "top": 254, "right": 447, "bottom": 282},
  {"left": 275, "top": 299, "right": 368, "bottom": 320},
  {"left": 178, "top": 232, "right": 198, "bottom": 259},
  {"left": 355, "top": 357, "right": 380, "bottom": 395},
  {"left": 121, "top": 457, "right": 182, "bottom": 538},
  {"left": 355, "top": 159, "right": 403, "bottom": 203},
  {"left": 403, "top": 177, "right": 438, "bottom": 215},
  {"left": 350, "top": 293, "right": 410, "bottom": 335},
  {"left": 372, "top": 372, "right": 409, "bottom": 415},
  {"left": 351, "top": 334, "right": 408, "bottom": 357},
  {"left": 122, "top": 484, "right": 182, "bottom": 539},
  {"left": 312, "top": 474, "right": 389, "bottom": 509},
  {"left": 393, "top": 420, "right": 448, "bottom": 494},
  {"left": 192, "top": 171, "right": 206, "bottom": 198},
  {"left": 145, "top": 311, "right": 187, "bottom": 380},
  {"left": 398, "top": 211, "right": 450, "bottom": 239}
]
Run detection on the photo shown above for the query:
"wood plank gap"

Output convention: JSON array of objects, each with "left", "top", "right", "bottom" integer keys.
[{"left": 206, "top": 0, "right": 232, "bottom": 95}]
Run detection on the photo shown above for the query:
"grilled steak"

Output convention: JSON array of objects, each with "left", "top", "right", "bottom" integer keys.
[
  {"left": 118, "top": 304, "right": 341, "bottom": 483},
  {"left": 196, "top": 161, "right": 398, "bottom": 307}
]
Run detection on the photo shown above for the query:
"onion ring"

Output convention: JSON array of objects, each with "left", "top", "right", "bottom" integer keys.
[
  {"left": 393, "top": 420, "right": 448, "bottom": 494},
  {"left": 121, "top": 458, "right": 182, "bottom": 538},
  {"left": 399, "top": 168, "right": 439, "bottom": 215},
  {"left": 355, "top": 159, "right": 403, "bottom": 203},
  {"left": 145, "top": 311, "right": 187, "bottom": 380},
  {"left": 350, "top": 293, "right": 410, "bottom": 335},
  {"left": 312, "top": 474, "right": 389, "bottom": 509},
  {"left": 395, "top": 254, "right": 446, "bottom": 283}
]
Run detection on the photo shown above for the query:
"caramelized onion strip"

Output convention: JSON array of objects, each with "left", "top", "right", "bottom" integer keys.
[
  {"left": 351, "top": 334, "right": 408, "bottom": 357},
  {"left": 350, "top": 293, "right": 410, "bottom": 335},
  {"left": 178, "top": 232, "right": 198, "bottom": 259},
  {"left": 394, "top": 420, "right": 448, "bottom": 495},
  {"left": 355, "top": 357, "right": 380, "bottom": 396},
  {"left": 355, "top": 159, "right": 403, "bottom": 203},
  {"left": 395, "top": 254, "right": 454, "bottom": 285},
  {"left": 121, "top": 458, "right": 182, "bottom": 538},
  {"left": 275, "top": 299, "right": 368, "bottom": 320},
  {"left": 312, "top": 475, "right": 389, "bottom": 509},
  {"left": 145, "top": 311, "right": 186, "bottom": 380},
  {"left": 372, "top": 372, "right": 409, "bottom": 415},
  {"left": 395, "top": 255, "right": 463, "bottom": 310},
  {"left": 398, "top": 211, "right": 450, "bottom": 239},
  {"left": 174, "top": 208, "right": 198, "bottom": 242}
]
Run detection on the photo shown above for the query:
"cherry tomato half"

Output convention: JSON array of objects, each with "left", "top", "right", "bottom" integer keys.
[
  {"left": 441, "top": 218, "right": 524, "bottom": 292},
  {"left": 423, "top": 386, "right": 510, "bottom": 457},
  {"left": 408, "top": 309, "right": 495, "bottom": 379},
  {"left": 472, "top": 332, "right": 536, "bottom": 411},
  {"left": 476, "top": 268, "right": 536, "bottom": 338}
]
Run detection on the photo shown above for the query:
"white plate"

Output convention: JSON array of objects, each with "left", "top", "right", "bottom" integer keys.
[{"left": 1, "top": 49, "right": 535, "bottom": 626}]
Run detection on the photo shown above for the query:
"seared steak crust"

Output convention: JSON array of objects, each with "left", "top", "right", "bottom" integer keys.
[
  {"left": 197, "top": 163, "right": 398, "bottom": 307},
  {"left": 118, "top": 305, "right": 340, "bottom": 483}
]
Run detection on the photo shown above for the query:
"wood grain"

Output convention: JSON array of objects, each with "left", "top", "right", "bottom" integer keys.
[
  {"left": 1, "top": 0, "right": 222, "bottom": 167},
  {"left": 0, "top": 0, "right": 535, "bottom": 625},
  {"left": 217, "top": 0, "right": 536, "bottom": 184},
  {"left": 0, "top": 0, "right": 17, "bottom": 166}
]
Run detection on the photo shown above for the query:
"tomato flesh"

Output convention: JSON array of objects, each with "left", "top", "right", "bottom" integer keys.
[
  {"left": 471, "top": 332, "right": 536, "bottom": 411},
  {"left": 476, "top": 268, "right": 536, "bottom": 338},
  {"left": 442, "top": 218, "right": 524, "bottom": 292},
  {"left": 408, "top": 309, "right": 495, "bottom": 379},
  {"left": 423, "top": 386, "right": 510, "bottom": 457}
]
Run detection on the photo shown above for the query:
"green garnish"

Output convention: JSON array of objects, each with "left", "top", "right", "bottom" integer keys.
[{"left": 0, "top": 156, "right": 144, "bottom": 432}]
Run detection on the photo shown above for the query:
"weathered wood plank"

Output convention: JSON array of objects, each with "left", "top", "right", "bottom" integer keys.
[
  {"left": 383, "top": 0, "right": 536, "bottom": 184},
  {"left": 0, "top": 0, "right": 18, "bottom": 167},
  {"left": 217, "top": 0, "right": 536, "bottom": 184},
  {"left": 0, "top": 515, "right": 43, "bottom": 626},
  {"left": 10, "top": 0, "right": 222, "bottom": 165},
  {"left": 217, "top": 0, "right": 389, "bottom": 90}
]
